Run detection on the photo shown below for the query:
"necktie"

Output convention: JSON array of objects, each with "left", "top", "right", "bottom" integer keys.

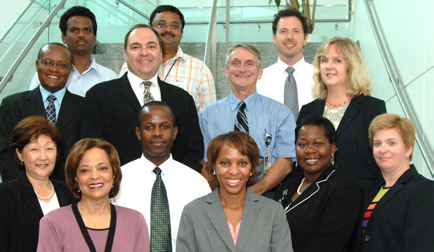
[
  {"left": 234, "top": 101, "right": 248, "bottom": 133},
  {"left": 284, "top": 67, "right": 299, "bottom": 120},
  {"left": 142, "top": 81, "right": 154, "bottom": 104},
  {"left": 150, "top": 167, "right": 172, "bottom": 252},
  {"left": 45, "top": 95, "right": 57, "bottom": 125}
]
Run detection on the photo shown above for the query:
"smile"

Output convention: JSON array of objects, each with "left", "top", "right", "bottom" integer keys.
[
  {"left": 305, "top": 158, "right": 319, "bottom": 165},
  {"left": 225, "top": 178, "right": 241, "bottom": 185},
  {"left": 88, "top": 183, "right": 103, "bottom": 189},
  {"left": 47, "top": 75, "right": 60, "bottom": 79}
]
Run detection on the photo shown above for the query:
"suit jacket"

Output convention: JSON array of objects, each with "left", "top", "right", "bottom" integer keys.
[
  {"left": 354, "top": 165, "right": 434, "bottom": 252},
  {"left": 0, "top": 172, "right": 75, "bottom": 252},
  {"left": 81, "top": 74, "right": 203, "bottom": 171},
  {"left": 0, "top": 88, "right": 83, "bottom": 181},
  {"left": 297, "top": 95, "right": 386, "bottom": 197},
  {"left": 177, "top": 188, "right": 293, "bottom": 252},
  {"left": 274, "top": 166, "right": 362, "bottom": 252}
]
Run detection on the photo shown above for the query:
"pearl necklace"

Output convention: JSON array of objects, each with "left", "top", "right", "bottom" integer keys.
[
  {"left": 297, "top": 178, "right": 306, "bottom": 195},
  {"left": 326, "top": 98, "right": 351, "bottom": 107},
  {"left": 34, "top": 180, "right": 54, "bottom": 200}
]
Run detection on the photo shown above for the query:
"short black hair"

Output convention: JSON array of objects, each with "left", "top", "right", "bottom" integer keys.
[
  {"left": 149, "top": 5, "right": 185, "bottom": 31},
  {"left": 123, "top": 24, "right": 163, "bottom": 50},
  {"left": 137, "top": 101, "right": 177, "bottom": 128},
  {"left": 59, "top": 6, "right": 97, "bottom": 36},
  {"left": 272, "top": 8, "right": 308, "bottom": 35},
  {"left": 295, "top": 115, "right": 336, "bottom": 145},
  {"left": 37, "top": 42, "right": 73, "bottom": 65}
]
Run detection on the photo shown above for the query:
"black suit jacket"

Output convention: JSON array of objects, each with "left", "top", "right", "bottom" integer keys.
[
  {"left": 0, "top": 88, "right": 83, "bottom": 181},
  {"left": 81, "top": 74, "right": 203, "bottom": 171},
  {"left": 354, "top": 165, "right": 434, "bottom": 252},
  {"left": 274, "top": 166, "right": 362, "bottom": 252},
  {"left": 0, "top": 172, "right": 75, "bottom": 252},
  {"left": 297, "top": 95, "right": 386, "bottom": 197}
]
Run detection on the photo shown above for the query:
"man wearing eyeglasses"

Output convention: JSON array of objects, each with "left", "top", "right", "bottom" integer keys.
[
  {"left": 0, "top": 43, "right": 84, "bottom": 181},
  {"left": 119, "top": 5, "right": 216, "bottom": 115},
  {"left": 28, "top": 6, "right": 118, "bottom": 97}
]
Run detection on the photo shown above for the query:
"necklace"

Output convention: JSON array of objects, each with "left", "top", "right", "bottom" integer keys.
[
  {"left": 297, "top": 178, "right": 306, "bottom": 195},
  {"left": 326, "top": 98, "right": 351, "bottom": 107},
  {"left": 34, "top": 180, "right": 54, "bottom": 200}
]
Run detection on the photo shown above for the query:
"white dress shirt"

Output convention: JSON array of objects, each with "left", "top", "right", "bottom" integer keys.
[
  {"left": 258, "top": 57, "right": 314, "bottom": 112},
  {"left": 113, "top": 154, "right": 211, "bottom": 251},
  {"left": 126, "top": 71, "right": 161, "bottom": 106}
]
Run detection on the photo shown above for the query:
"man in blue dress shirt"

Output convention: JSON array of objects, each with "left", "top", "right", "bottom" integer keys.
[{"left": 199, "top": 44, "right": 296, "bottom": 196}]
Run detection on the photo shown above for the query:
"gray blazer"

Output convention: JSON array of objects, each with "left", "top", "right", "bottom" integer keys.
[{"left": 176, "top": 188, "right": 293, "bottom": 252}]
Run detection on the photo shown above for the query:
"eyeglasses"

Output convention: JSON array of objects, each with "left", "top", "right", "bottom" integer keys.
[
  {"left": 153, "top": 22, "right": 182, "bottom": 30},
  {"left": 38, "top": 60, "right": 71, "bottom": 69}
]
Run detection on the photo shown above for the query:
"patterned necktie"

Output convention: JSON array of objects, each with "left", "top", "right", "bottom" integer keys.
[
  {"left": 150, "top": 167, "right": 172, "bottom": 252},
  {"left": 234, "top": 101, "right": 248, "bottom": 133},
  {"left": 45, "top": 95, "right": 57, "bottom": 125},
  {"left": 142, "top": 81, "right": 154, "bottom": 104},
  {"left": 284, "top": 67, "right": 299, "bottom": 120}
]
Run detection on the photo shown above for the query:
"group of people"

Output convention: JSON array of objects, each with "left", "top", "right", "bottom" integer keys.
[{"left": 0, "top": 4, "right": 433, "bottom": 252}]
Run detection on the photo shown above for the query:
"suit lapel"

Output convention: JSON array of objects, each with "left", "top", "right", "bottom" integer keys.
[
  {"left": 236, "top": 189, "right": 260, "bottom": 251},
  {"left": 17, "top": 173, "right": 43, "bottom": 217},
  {"left": 205, "top": 190, "right": 237, "bottom": 252},
  {"left": 336, "top": 96, "right": 364, "bottom": 136},
  {"left": 24, "top": 88, "right": 45, "bottom": 116},
  {"left": 116, "top": 74, "right": 141, "bottom": 111},
  {"left": 56, "top": 91, "right": 81, "bottom": 131}
]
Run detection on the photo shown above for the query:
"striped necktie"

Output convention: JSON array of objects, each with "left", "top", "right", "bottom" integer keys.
[{"left": 234, "top": 101, "right": 248, "bottom": 133}]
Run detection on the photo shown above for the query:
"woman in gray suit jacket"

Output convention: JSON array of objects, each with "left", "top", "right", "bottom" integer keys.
[
  {"left": 0, "top": 116, "right": 75, "bottom": 252},
  {"left": 177, "top": 131, "right": 293, "bottom": 252}
]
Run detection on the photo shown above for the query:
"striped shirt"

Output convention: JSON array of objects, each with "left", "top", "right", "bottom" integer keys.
[
  {"left": 120, "top": 46, "right": 216, "bottom": 114},
  {"left": 199, "top": 91, "right": 296, "bottom": 180}
]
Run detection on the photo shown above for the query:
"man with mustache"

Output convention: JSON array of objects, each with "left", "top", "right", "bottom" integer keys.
[
  {"left": 257, "top": 8, "right": 314, "bottom": 120},
  {"left": 114, "top": 101, "right": 210, "bottom": 251},
  {"left": 29, "top": 6, "right": 117, "bottom": 97},
  {"left": 81, "top": 24, "right": 204, "bottom": 172},
  {"left": 0, "top": 43, "right": 83, "bottom": 181},
  {"left": 119, "top": 5, "right": 216, "bottom": 114}
]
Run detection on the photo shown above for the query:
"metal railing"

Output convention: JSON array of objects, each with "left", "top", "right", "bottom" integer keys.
[
  {"left": 0, "top": 0, "right": 67, "bottom": 93},
  {"left": 115, "top": 0, "right": 151, "bottom": 20},
  {"left": 364, "top": 0, "right": 433, "bottom": 177}
]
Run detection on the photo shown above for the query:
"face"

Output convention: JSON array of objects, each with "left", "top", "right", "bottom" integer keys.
[
  {"left": 273, "top": 16, "right": 308, "bottom": 64},
  {"left": 225, "top": 47, "right": 263, "bottom": 94},
  {"left": 124, "top": 27, "right": 162, "bottom": 80},
  {"left": 319, "top": 44, "right": 349, "bottom": 90},
  {"left": 151, "top": 11, "right": 183, "bottom": 48},
  {"left": 296, "top": 125, "right": 336, "bottom": 178},
  {"left": 36, "top": 45, "right": 72, "bottom": 93},
  {"left": 16, "top": 134, "right": 57, "bottom": 181},
  {"left": 136, "top": 105, "right": 178, "bottom": 166},
  {"left": 61, "top": 16, "right": 96, "bottom": 56},
  {"left": 373, "top": 128, "right": 412, "bottom": 174},
  {"left": 215, "top": 144, "right": 252, "bottom": 196},
  {"left": 75, "top": 148, "right": 114, "bottom": 201}
]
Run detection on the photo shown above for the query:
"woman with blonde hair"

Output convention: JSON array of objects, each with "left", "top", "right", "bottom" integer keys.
[{"left": 298, "top": 37, "right": 386, "bottom": 197}]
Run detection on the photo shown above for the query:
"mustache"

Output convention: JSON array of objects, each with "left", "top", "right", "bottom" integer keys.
[{"left": 160, "top": 32, "right": 175, "bottom": 38}]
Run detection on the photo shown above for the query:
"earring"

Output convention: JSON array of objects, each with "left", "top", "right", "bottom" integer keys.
[
  {"left": 250, "top": 172, "right": 252, "bottom": 176},
  {"left": 111, "top": 186, "right": 114, "bottom": 194},
  {"left": 20, "top": 162, "right": 24, "bottom": 167},
  {"left": 331, "top": 153, "right": 335, "bottom": 166},
  {"left": 405, "top": 155, "right": 409, "bottom": 159},
  {"left": 295, "top": 162, "right": 298, "bottom": 168},
  {"left": 213, "top": 170, "right": 216, "bottom": 176},
  {"left": 77, "top": 188, "right": 81, "bottom": 197}
]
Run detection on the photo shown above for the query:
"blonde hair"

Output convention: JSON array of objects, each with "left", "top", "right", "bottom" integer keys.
[
  {"left": 312, "top": 37, "right": 372, "bottom": 99},
  {"left": 368, "top": 113, "right": 415, "bottom": 161}
]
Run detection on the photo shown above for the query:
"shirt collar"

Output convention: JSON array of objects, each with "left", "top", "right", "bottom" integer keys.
[
  {"left": 163, "top": 45, "right": 185, "bottom": 66},
  {"left": 276, "top": 57, "right": 307, "bottom": 74},
  {"left": 39, "top": 84, "right": 66, "bottom": 103},
  {"left": 71, "top": 55, "right": 99, "bottom": 76},
  {"left": 127, "top": 70, "right": 159, "bottom": 87},
  {"left": 228, "top": 90, "right": 259, "bottom": 112},
  {"left": 140, "top": 154, "right": 174, "bottom": 176}
]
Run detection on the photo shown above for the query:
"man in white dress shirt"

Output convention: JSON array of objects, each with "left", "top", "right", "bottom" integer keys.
[
  {"left": 258, "top": 8, "right": 314, "bottom": 118},
  {"left": 28, "top": 6, "right": 117, "bottom": 96},
  {"left": 114, "top": 101, "right": 210, "bottom": 251}
]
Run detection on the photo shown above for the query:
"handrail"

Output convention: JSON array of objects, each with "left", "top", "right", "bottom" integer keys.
[
  {"left": 363, "top": 0, "right": 433, "bottom": 177},
  {"left": 0, "top": 0, "right": 35, "bottom": 43},
  {"left": 204, "top": 0, "right": 218, "bottom": 77},
  {"left": 0, "top": 0, "right": 67, "bottom": 93},
  {"left": 116, "top": 0, "right": 150, "bottom": 20}
]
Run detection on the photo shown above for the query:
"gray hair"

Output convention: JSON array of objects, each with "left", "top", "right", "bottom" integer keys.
[{"left": 225, "top": 43, "right": 262, "bottom": 69}]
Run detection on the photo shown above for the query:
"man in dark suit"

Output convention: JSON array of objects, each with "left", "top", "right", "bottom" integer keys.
[
  {"left": 0, "top": 43, "right": 84, "bottom": 181},
  {"left": 81, "top": 24, "right": 203, "bottom": 171}
]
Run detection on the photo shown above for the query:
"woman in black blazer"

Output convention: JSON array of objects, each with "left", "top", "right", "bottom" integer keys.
[
  {"left": 298, "top": 37, "right": 386, "bottom": 197},
  {"left": 0, "top": 116, "right": 75, "bottom": 252},
  {"left": 275, "top": 116, "right": 362, "bottom": 252},
  {"left": 354, "top": 114, "right": 434, "bottom": 251}
]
